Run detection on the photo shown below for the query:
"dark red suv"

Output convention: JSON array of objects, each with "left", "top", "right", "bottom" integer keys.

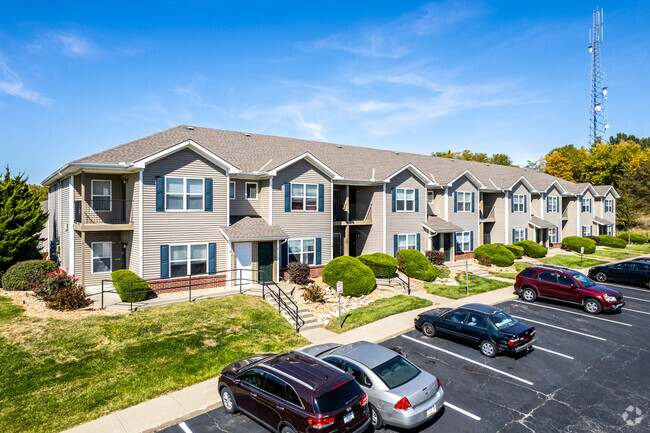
[
  {"left": 218, "top": 351, "right": 370, "bottom": 433},
  {"left": 514, "top": 265, "right": 625, "bottom": 314}
]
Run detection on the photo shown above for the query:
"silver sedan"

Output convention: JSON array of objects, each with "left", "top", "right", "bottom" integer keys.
[{"left": 301, "top": 341, "right": 445, "bottom": 430}]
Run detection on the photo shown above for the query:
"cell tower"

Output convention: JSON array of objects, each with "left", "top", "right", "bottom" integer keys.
[{"left": 588, "top": 8, "right": 609, "bottom": 146}]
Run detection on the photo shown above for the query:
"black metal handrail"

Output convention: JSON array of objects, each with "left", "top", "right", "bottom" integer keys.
[
  {"left": 75, "top": 199, "right": 133, "bottom": 225},
  {"left": 367, "top": 263, "right": 410, "bottom": 295},
  {"left": 262, "top": 280, "right": 305, "bottom": 332}
]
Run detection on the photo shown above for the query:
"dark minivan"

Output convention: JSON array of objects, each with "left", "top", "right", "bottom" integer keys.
[{"left": 218, "top": 351, "right": 370, "bottom": 433}]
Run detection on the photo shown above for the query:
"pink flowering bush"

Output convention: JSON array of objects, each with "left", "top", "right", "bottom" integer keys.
[{"left": 33, "top": 269, "right": 90, "bottom": 310}]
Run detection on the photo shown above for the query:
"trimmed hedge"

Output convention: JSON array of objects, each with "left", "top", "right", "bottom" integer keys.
[
  {"left": 322, "top": 256, "right": 376, "bottom": 297},
  {"left": 504, "top": 244, "right": 524, "bottom": 259},
  {"left": 513, "top": 240, "right": 548, "bottom": 258},
  {"left": 358, "top": 253, "right": 398, "bottom": 278},
  {"left": 1, "top": 260, "right": 58, "bottom": 291},
  {"left": 617, "top": 232, "right": 648, "bottom": 245},
  {"left": 473, "top": 244, "right": 515, "bottom": 267},
  {"left": 111, "top": 269, "right": 150, "bottom": 302},
  {"left": 396, "top": 249, "right": 438, "bottom": 282},
  {"left": 561, "top": 236, "right": 596, "bottom": 254},
  {"left": 586, "top": 235, "right": 601, "bottom": 245},
  {"left": 599, "top": 235, "right": 626, "bottom": 248}
]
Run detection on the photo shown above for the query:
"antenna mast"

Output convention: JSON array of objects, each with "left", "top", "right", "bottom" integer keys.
[{"left": 588, "top": 8, "right": 609, "bottom": 146}]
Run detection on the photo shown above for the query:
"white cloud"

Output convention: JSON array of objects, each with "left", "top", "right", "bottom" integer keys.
[
  {"left": 0, "top": 59, "right": 52, "bottom": 106},
  {"left": 55, "top": 34, "right": 93, "bottom": 57}
]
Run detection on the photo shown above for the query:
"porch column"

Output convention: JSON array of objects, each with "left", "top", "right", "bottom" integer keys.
[
  {"left": 345, "top": 185, "right": 350, "bottom": 222},
  {"left": 344, "top": 225, "right": 350, "bottom": 256},
  {"left": 81, "top": 231, "right": 86, "bottom": 287}
]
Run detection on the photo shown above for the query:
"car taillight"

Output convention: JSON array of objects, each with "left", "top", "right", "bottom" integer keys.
[
  {"left": 507, "top": 336, "right": 520, "bottom": 346},
  {"left": 436, "top": 377, "right": 441, "bottom": 389},
  {"left": 360, "top": 393, "right": 368, "bottom": 406},
  {"left": 308, "top": 416, "right": 336, "bottom": 429},
  {"left": 394, "top": 397, "right": 412, "bottom": 410}
]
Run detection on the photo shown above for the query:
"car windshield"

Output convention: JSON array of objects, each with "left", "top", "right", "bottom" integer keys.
[
  {"left": 313, "top": 380, "right": 362, "bottom": 414},
  {"left": 371, "top": 356, "right": 420, "bottom": 389},
  {"left": 573, "top": 273, "right": 595, "bottom": 287},
  {"left": 489, "top": 311, "right": 518, "bottom": 329}
]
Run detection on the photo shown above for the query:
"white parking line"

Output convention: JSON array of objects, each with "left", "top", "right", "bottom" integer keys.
[
  {"left": 624, "top": 308, "right": 650, "bottom": 315},
  {"left": 178, "top": 422, "right": 193, "bottom": 433},
  {"left": 444, "top": 401, "right": 481, "bottom": 421},
  {"left": 533, "top": 346, "right": 574, "bottom": 360},
  {"left": 401, "top": 335, "right": 534, "bottom": 386},
  {"left": 513, "top": 300, "right": 632, "bottom": 327},
  {"left": 626, "top": 296, "right": 650, "bottom": 303},
  {"left": 510, "top": 315, "right": 606, "bottom": 341}
]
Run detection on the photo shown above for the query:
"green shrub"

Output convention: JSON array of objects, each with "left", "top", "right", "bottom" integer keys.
[
  {"left": 504, "top": 244, "right": 524, "bottom": 259},
  {"left": 395, "top": 249, "right": 438, "bottom": 282},
  {"left": 477, "top": 255, "right": 493, "bottom": 267},
  {"left": 322, "top": 256, "right": 376, "bottom": 297},
  {"left": 287, "top": 262, "right": 311, "bottom": 285},
  {"left": 514, "top": 240, "right": 548, "bottom": 258},
  {"left": 473, "top": 244, "right": 515, "bottom": 267},
  {"left": 34, "top": 268, "right": 76, "bottom": 300},
  {"left": 49, "top": 284, "right": 90, "bottom": 311},
  {"left": 111, "top": 269, "right": 150, "bottom": 302},
  {"left": 358, "top": 253, "right": 398, "bottom": 278},
  {"left": 617, "top": 232, "right": 648, "bottom": 245},
  {"left": 435, "top": 265, "right": 450, "bottom": 279},
  {"left": 1, "top": 259, "right": 58, "bottom": 291},
  {"left": 561, "top": 236, "right": 596, "bottom": 254},
  {"left": 302, "top": 285, "right": 325, "bottom": 303},
  {"left": 586, "top": 235, "right": 601, "bottom": 245},
  {"left": 599, "top": 235, "right": 626, "bottom": 248}
]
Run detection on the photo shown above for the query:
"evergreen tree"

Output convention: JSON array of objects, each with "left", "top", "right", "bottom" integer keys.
[{"left": 0, "top": 167, "right": 48, "bottom": 273}]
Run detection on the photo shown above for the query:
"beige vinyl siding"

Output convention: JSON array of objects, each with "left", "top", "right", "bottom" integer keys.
[
  {"left": 447, "top": 176, "right": 479, "bottom": 249},
  {"left": 509, "top": 181, "right": 530, "bottom": 242},
  {"left": 358, "top": 185, "right": 383, "bottom": 255},
  {"left": 74, "top": 231, "right": 124, "bottom": 288},
  {"left": 544, "top": 186, "right": 563, "bottom": 241},
  {"left": 602, "top": 192, "right": 616, "bottom": 221},
  {"left": 580, "top": 190, "right": 596, "bottom": 234},
  {"left": 531, "top": 195, "right": 541, "bottom": 217},
  {"left": 432, "top": 188, "right": 445, "bottom": 217},
  {"left": 128, "top": 173, "right": 141, "bottom": 275},
  {"left": 272, "top": 159, "right": 332, "bottom": 264},
  {"left": 229, "top": 179, "right": 270, "bottom": 221},
  {"left": 60, "top": 178, "right": 70, "bottom": 271},
  {"left": 563, "top": 197, "right": 578, "bottom": 237},
  {"left": 386, "top": 170, "right": 427, "bottom": 254},
  {"left": 142, "top": 148, "right": 229, "bottom": 280}
]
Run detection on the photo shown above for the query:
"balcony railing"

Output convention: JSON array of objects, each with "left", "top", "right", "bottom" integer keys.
[
  {"left": 480, "top": 205, "right": 496, "bottom": 220},
  {"left": 74, "top": 199, "right": 133, "bottom": 225},
  {"left": 334, "top": 203, "right": 372, "bottom": 222}
]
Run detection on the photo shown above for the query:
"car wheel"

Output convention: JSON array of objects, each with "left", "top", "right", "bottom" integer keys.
[
  {"left": 370, "top": 405, "right": 384, "bottom": 430},
  {"left": 480, "top": 341, "right": 498, "bottom": 358},
  {"left": 521, "top": 287, "right": 537, "bottom": 302},
  {"left": 220, "top": 386, "right": 238, "bottom": 414},
  {"left": 279, "top": 424, "right": 297, "bottom": 433},
  {"left": 422, "top": 322, "right": 436, "bottom": 338},
  {"left": 595, "top": 272, "right": 607, "bottom": 282},
  {"left": 583, "top": 298, "right": 602, "bottom": 314}
]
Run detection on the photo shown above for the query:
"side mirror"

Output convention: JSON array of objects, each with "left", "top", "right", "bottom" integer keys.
[{"left": 570, "top": 284, "right": 578, "bottom": 289}]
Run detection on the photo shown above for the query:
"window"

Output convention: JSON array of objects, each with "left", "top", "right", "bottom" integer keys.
[
  {"left": 370, "top": 356, "right": 421, "bottom": 390},
  {"left": 557, "top": 273, "right": 574, "bottom": 287},
  {"left": 445, "top": 310, "right": 467, "bottom": 324},
  {"left": 245, "top": 182, "right": 258, "bottom": 200},
  {"left": 581, "top": 198, "right": 592, "bottom": 213},
  {"left": 427, "top": 190, "right": 434, "bottom": 204},
  {"left": 548, "top": 196, "right": 559, "bottom": 212},
  {"left": 537, "top": 272, "right": 557, "bottom": 283},
  {"left": 605, "top": 199, "right": 613, "bottom": 213},
  {"left": 291, "top": 183, "right": 318, "bottom": 211},
  {"left": 396, "top": 188, "right": 415, "bottom": 212},
  {"left": 288, "top": 238, "right": 315, "bottom": 265},
  {"left": 166, "top": 177, "right": 204, "bottom": 210},
  {"left": 340, "top": 360, "right": 372, "bottom": 387},
  {"left": 582, "top": 225, "right": 592, "bottom": 237},
  {"left": 91, "top": 180, "right": 111, "bottom": 211},
  {"left": 169, "top": 244, "right": 208, "bottom": 278},
  {"left": 397, "top": 234, "right": 416, "bottom": 251},
  {"left": 229, "top": 181, "right": 235, "bottom": 200},
  {"left": 549, "top": 227, "right": 558, "bottom": 243},
  {"left": 262, "top": 373, "right": 287, "bottom": 400},
  {"left": 514, "top": 228, "right": 526, "bottom": 243},
  {"left": 456, "top": 191, "right": 472, "bottom": 212},
  {"left": 489, "top": 311, "right": 518, "bottom": 329},
  {"left": 513, "top": 194, "right": 526, "bottom": 212},
  {"left": 606, "top": 225, "right": 613, "bottom": 235},
  {"left": 92, "top": 242, "right": 112, "bottom": 273},
  {"left": 240, "top": 369, "right": 265, "bottom": 388},
  {"left": 466, "top": 313, "right": 487, "bottom": 329},
  {"left": 456, "top": 231, "right": 471, "bottom": 252}
]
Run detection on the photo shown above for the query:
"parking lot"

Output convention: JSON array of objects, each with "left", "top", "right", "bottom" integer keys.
[{"left": 159, "top": 281, "right": 650, "bottom": 433}]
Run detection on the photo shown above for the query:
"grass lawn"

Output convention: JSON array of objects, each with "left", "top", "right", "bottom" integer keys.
[
  {"left": 626, "top": 243, "right": 650, "bottom": 254},
  {"left": 489, "top": 262, "right": 534, "bottom": 280},
  {"left": 0, "top": 294, "right": 308, "bottom": 433},
  {"left": 538, "top": 255, "right": 608, "bottom": 269},
  {"left": 424, "top": 274, "right": 512, "bottom": 299},
  {"left": 591, "top": 249, "right": 637, "bottom": 260},
  {"left": 325, "top": 295, "right": 432, "bottom": 333}
]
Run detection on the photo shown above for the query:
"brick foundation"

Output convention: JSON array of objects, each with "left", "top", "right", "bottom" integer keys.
[
  {"left": 281, "top": 265, "right": 325, "bottom": 281},
  {"left": 149, "top": 274, "right": 227, "bottom": 294},
  {"left": 454, "top": 252, "right": 475, "bottom": 261}
]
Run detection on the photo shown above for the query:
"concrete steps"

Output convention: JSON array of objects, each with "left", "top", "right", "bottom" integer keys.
[{"left": 265, "top": 297, "right": 320, "bottom": 331}]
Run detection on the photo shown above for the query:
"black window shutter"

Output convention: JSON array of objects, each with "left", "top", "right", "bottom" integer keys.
[
  {"left": 392, "top": 188, "right": 396, "bottom": 212},
  {"left": 281, "top": 242, "right": 288, "bottom": 268},
  {"left": 524, "top": 195, "right": 527, "bottom": 213},
  {"left": 160, "top": 245, "right": 169, "bottom": 279},
  {"left": 454, "top": 192, "right": 458, "bottom": 212},
  {"left": 318, "top": 184, "right": 324, "bottom": 212},
  {"left": 208, "top": 243, "right": 216, "bottom": 274},
  {"left": 470, "top": 231, "right": 474, "bottom": 251},
  {"left": 204, "top": 178, "right": 213, "bottom": 211},
  {"left": 393, "top": 234, "right": 398, "bottom": 257},
  {"left": 284, "top": 183, "right": 291, "bottom": 212},
  {"left": 547, "top": 196, "right": 551, "bottom": 213},
  {"left": 416, "top": 233, "right": 421, "bottom": 251},
  {"left": 525, "top": 229, "right": 528, "bottom": 241},
  {"left": 511, "top": 194, "right": 514, "bottom": 213},
  {"left": 316, "top": 238, "right": 322, "bottom": 265},
  {"left": 471, "top": 192, "right": 475, "bottom": 213},
  {"left": 415, "top": 189, "right": 419, "bottom": 212},
  {"left": 156, "top": 177, "right": 164, "bottom": 212},
  {"left": 512, "top": 229, "right": 516, "bottom": 243}
]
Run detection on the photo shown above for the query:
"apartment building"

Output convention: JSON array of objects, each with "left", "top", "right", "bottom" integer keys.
[{"left": 43, "top": 126, "right": 618, "bottom": 287}]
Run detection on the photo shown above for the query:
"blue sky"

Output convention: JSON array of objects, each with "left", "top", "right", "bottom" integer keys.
[{"left": 1, "top": 1, "right": 649, "bottom": 183}]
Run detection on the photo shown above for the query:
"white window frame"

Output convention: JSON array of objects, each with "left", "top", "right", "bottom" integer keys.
[
  {"left": 606, "top": 225, "right": 613, "bottom": 235},
  {"left": 229, "top": 181, "right": 236, "bottom": 200},
  {"left": 456, "top": 231, "right": 471, "bottom": 252},
  {"left": 165, "top": 177, "right": 204, "bottom": 211},
  {"left": 427, "top": 190, "right": 434, "bottom": 204},
  {"left": 245, "top": 182, "right": 258, "bottom": 200},
  {"left": 396, "top": 188, "right": 416, "bottom": 212},
  {"left": 548, "top": 196, "right": 559, "bottom": 213},
  {"left": 169, "top": 243, "right": 208, "bottom": 278},
  {"left": 604, "top": 199, "right": 613, "bottom": 213},
  {"left": 513, "top": 228, "right": 526, "bottom": 243},
  {"left": 91, "top": 241, "right": 112, "bottom": 274},
  {"left": 549, "top": 227, "right": 558, "bottom": 243},
  {"left": 456, "top": 191, "right": 472, "bottom": 212},
  {"left": 91, "top": 179, "right": 112, "bottom": 212},
  {"left": 513, "top": 194, "right": 525, "bottom": 213},
  {"left": 581, "top": 198, "right": 592, "bottom": 213},
  {"left": 291, "top": 183, "right": 318, "bottom": 211},
  {"left": 287, "top": 238, "right": 316, "bottom": 265},
  {"left": 397, "top": 233, "right": 417, "bottom": 251},
  {"left": 582, "top": 225, "right": 592, "bottom": 237}
]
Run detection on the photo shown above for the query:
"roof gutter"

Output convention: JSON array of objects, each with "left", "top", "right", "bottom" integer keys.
[{"left": 41, "top": 162, "right": 138, "bottom": 186}]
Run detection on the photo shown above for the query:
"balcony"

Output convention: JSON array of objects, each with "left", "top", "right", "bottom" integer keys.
[
  {"left": 480, "top": 205, "right": 496, "bottom": 222},
  {"left": 74, "top": 199, "right": 134, "bottom": 231},
  {"left": 334, "top": 203, "right": 372, "bottom": 226}
]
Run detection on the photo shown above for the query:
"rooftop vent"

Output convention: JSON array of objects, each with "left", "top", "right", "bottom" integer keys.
[
  {"left": 119, "top": 161, "right": 127, "bottom": 165},
  {"left": 187, "top": 126, "right": 194, "bottom": 130},
  {"left": 337, "top": 145, "right": 342, "bottom": 148},
  {"left": 395, "top": 152, "right": 399, "bottom": 155},
  {"left": 244, "top": 133, "right": 251, "bottom": 137}
]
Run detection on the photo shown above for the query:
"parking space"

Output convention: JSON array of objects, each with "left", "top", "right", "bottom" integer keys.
[{"left": 159, "top": 282, "right": 649, "bottom": 433}]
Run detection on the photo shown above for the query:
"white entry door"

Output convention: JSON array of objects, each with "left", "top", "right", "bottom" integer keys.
[{"left": 234, "top": 242, "right": 253, "bottom": 285}]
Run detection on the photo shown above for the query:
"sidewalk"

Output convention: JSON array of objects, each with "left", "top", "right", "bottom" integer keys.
[{"left": 63, "top": 283, "right": 517, "bottom": 433}]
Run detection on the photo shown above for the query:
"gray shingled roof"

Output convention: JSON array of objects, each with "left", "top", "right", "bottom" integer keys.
[
  {"left": 593, "top": 215, "right": 614, "bottom": 226},
  {"left": 423, "top": 216, "right": 463, "bottom": 233},
  {"left": 529, "top": 215, "right": 556, "bottom": 229},
  {"left": 221, "top": 216, "right": 287, "bottom": 241},
  {"left": 68, "top": 125, "right": 602, "bottom": 193}
]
